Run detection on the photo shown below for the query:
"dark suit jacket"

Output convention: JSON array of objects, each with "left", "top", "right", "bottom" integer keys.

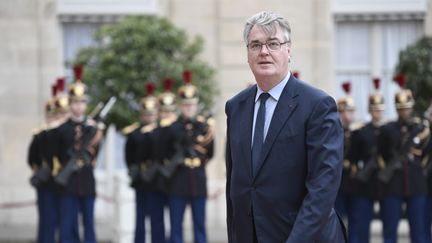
[{"left": 225, "top": 76, "right": 346, "bottom": 243}]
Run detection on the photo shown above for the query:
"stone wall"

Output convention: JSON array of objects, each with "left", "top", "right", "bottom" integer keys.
[{"left": 0, "top": 0, "right": 63, "bottom": 225}]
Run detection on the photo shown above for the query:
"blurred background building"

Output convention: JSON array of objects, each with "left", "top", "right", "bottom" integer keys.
[{"left": 0, "top": 0, "right": 431, "bottom": 242}]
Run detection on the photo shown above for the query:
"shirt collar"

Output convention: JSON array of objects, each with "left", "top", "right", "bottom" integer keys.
[{"left": 255, "top": 72, "right": 291, "bottom": 103}]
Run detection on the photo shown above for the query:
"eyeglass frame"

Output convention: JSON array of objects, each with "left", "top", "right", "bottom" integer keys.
[{"left": 246, "top": 40, "right": 290, "bottom": 52}]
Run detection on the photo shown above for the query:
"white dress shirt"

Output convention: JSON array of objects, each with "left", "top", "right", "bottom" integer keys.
[{"left": 251, "top": 72, "right": 291, "bottom": 147}]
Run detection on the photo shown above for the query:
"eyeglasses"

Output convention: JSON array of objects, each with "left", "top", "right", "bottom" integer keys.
[{"left": 247, "top": 40, "right": 289, "bottom": 52}]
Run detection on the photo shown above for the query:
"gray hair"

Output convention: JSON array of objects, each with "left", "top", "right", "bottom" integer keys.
[{"left": 243, "top": 11, "right": 291, "bottom": 44}]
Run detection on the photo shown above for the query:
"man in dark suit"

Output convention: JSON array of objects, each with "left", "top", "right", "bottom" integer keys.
[{"left": 225, "top": 11, "right": 346, "bottom": 243}]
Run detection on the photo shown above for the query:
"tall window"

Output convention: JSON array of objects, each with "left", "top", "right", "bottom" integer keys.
[
  {"left": 62, "top": 22, "right": 104, "bottom": 65},
  {"left": 335, "top": 20, "right": 423, "bottom": 121}
]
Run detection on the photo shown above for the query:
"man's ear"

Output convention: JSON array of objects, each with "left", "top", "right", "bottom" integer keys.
[{"left": 287, "top": 45, "right": 292, "bottom": 55}]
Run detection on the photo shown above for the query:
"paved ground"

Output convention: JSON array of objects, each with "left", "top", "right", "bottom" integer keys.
[{"left": 0, "top": 222, "right": 411, "bottom": 243}]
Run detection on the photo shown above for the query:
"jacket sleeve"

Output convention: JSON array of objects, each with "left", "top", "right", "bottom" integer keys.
[
  {"left": 225, "top": 101, "right": 234, "bottom": 243},
  {"left": 27, "top": 133, "right": 41, "bottom": 169},
  {"left": 124, "top": 132, "right": 137, "bottom": 168},
  {"left": 286, "top": 96, "right": 343, "bottom": 242}
]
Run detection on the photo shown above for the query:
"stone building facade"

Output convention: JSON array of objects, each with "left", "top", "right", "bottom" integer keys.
[{"left": 0, "top": 0, "right": 430, "bottom": 238}]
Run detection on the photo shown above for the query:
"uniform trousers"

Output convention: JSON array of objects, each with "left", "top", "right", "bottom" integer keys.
[
  {"left": 169, "top": 196, "right": 206, "bottom": 243},
  {"left": 348, "top": 196, "right": 374, "bottom": 243},
  {"left": 60, "top": 194, "right": 96, "bottom": 243},
  {"left": 380, "top": 195, "right": 427, "bottom": 243},
  {"left": 424, "top": 196, "right": 432, "bottom": 243},
  {"left": 37, "top": 188, "right": 60, "bottom": 243},
  {"left": 134, "top": 190, "right": 167, "bottom": 243}
]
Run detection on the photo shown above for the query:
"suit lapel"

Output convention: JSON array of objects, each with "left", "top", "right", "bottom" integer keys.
[
  {"left": 238, "top": 87, "right": 256, "bottom": 178},
  {"left": 253, "top": 77, "right": 299, "bottom": 180}
]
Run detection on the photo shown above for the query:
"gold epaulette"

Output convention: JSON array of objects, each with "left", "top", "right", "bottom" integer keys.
[
  {"left": 376, "top": 119, "right": 388, "bottom": 127},
  {"left": 141, "top": 123, "right": 156, "bottom": 133},
  {"left": 32, "top": 127, "right": 42, "bottom": 136},
  {"left": 350, "top": 122, "right": 364, "bottom": 132},
  {"left": 160, "top": 117, "right": 176, "bottom": 127},
  {"left": 196, "top": 115, "right": 206, "bottom": 123},
  {"left": 207, "top": 117, "right": 215, "bottom": 127},
  {"left": 47, "top": 119, "right": 66, "bottom": 130},
  {"left": 34, "top": 123, "right": 51, "bottom": 135},
  {"left": 122, "top": 122, "right": 140, "bottom": 135}
]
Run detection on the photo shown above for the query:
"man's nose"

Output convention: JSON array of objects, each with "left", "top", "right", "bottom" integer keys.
[{"left": 259, "top": 44, "right": 270, "bottom": 55}]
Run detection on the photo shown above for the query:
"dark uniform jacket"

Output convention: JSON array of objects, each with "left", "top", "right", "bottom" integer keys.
[
  {"left": 168, "top": 116, "right": 214, "bottom": 197},
  {"left": 124, "top": 123, "right": 144, "bottom": 189},
  {"left": 378, "top": 118, "right": 430, "bottom": 196},
  {"left": 421, "top": 123, "right": 432, "bottom": 195},
  {"left": 53, "top": 118, "right": 102, "bottom": 196},
  {"left": 151, "top": 118, "right": 178, "bottom": 193},
  {"left": 28, "top": 130, "right": 43, "bottom": 170},
  {"left": 350, "top": 122, "right": 383, "bottom": 199},
  {"left": 339, "top": 126, "right": 354, "bottom": 195},
  {"left": 124, "top": 122, "right": 161, "bottom": 191},
  {"left": 28, "top": 130, "right": 44, "bottom": 185},
  {"left": 28, "top": 124, "right": 63, "bottom": 191}
]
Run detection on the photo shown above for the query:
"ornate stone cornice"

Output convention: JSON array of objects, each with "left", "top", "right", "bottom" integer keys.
[{"left": 334, "top": 12, "right": 425, "bottom": 22}]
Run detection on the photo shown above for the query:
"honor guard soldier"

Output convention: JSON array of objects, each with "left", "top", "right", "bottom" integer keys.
[
  {"left": 348, "top": 78, "right": 386, "bottom": 243},
  {"left": 167, "top": 70, "right": 214, "bottom": 243},
  {"left": 378, "top": 73, "right": 430, "bottom": 243},
  {"left": 54, "top": 64, "right": 104, "bottom": 243},
  {"left": 123, "top": 82, "right": 166, "bottom": 243},
  {"left": 150, "top": 77, "right": 180, "bottom": 242},
  {"left": 28, "top": 79, "right": 69, "bottom": 243},
  {"left": 152, "top": 78, "right": 179, "bottom": 180},
  {"left": 335, "top": 81, "right": 356, "bottom": 222}
]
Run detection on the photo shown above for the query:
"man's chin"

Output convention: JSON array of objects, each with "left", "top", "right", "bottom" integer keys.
[{"left": 254, "top": 69, "right": 275, "bottom": 79}]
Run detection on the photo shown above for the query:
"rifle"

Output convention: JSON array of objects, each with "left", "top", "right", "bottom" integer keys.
[
  {"left": 128, "top": 162, "right": 161, "bottom": 183},
  {"left": 160, "top": 142, "right": 185, "bottom": 179},
  {"left": 55, "top": 96, "right": 117, "bottom": 186},
  {"left": 30, "top": 164, "right": 51, "bottom": 187},
  {"left": 377, "top": 126, "right": 420, "bottom": 184},
  {"left": 140, "top": 162, "right": 160, "bottom": 182},
  {"left": 377, "top": 155, "right": 403, "bottom": 183},
  {"left": 159, "top": 118, "right": 213, "bottom": 178}
]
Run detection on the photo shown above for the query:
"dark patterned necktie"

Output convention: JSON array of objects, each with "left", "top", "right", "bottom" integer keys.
[{"left": 252, "top": 93, "right": 270, "bottom": 176}]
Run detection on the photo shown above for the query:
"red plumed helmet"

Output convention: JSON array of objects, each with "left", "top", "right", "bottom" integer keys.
[
  {"left": 342, "top": 81, "right": 351, "bottom": 94},
  {"left": 56, "top": 77, "right": 65, "bottom": 93},
  {"left": 393, "top": 73, "right": 406, "bottom": 88},
  {"left": 145, "top": 82, "right": 156, "bottom": 96},
  {"left": 51, "top": 84, "right": 58, "bottom": 97},
  {"left": 183, "top": 70, "right": 192, "bottom": 84},
  {"left": 163, "top": 78, "right": 174, "bottom": 92},
  {"left": 73, "top": 64, "right": 84, "bottom": 82},
  {"left": 373, "top": 77, "right": 380, "bottom": 91},
  {"left": 293, "top": 71, "right": 300, "bottom": 79}
]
